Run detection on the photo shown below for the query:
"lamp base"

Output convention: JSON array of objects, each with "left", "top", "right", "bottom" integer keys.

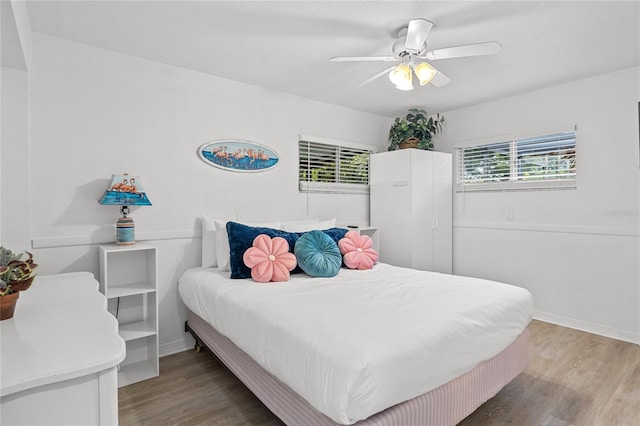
[{"left": 116, "top": 216, "right": 135, "bottom": 246}]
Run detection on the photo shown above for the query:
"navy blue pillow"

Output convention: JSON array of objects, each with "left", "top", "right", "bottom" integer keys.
[
  {"left": 318, "top": 227, "right": 349, "bottom": 246},
  {"left": 294, "top": 230, "right": 342, "bottom": 277},
  {"left": 226, "top": 221, "right": 347, "bottom": 279}
]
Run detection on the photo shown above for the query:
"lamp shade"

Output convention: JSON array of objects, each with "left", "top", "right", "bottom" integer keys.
[
  {"left": 414, "top": 62, "right": 436, "bottom": 86},
  {"left": 99, "top": 173, "right": 151, "bottom": 246},
  {"left": 395, "top": 78, "right": 414, "bottom": 91},
  {"left": 388, "top": 63, "right": 412, "bottom": 86},
  {"left": 98, "top": 174, "right": 152, "bottom": 206}
]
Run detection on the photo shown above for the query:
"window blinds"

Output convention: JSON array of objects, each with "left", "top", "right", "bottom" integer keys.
[
  {"left": 298, "top": 140, "right": 371, "bottom": 193},
  {"left": 516, "top": 132, "right": 576, "bottom": 180},
  {"left": 456, "top": 131, "right": 576, "bottom": 191}
]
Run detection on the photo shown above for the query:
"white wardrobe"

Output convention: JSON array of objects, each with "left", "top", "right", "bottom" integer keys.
[{"left": 370, "top": 149, "right": 452, "bottom": 273}]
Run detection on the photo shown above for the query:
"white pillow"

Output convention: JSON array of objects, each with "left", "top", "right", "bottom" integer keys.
[
  {"left": 200, "top": 215, "right": 218, "bottom": 268},
  {"left": 280, "top": 218, "right": 336, "bottom": 232},
  {"left": 215, "top": 219, "right": 281, "bottom": 272},
  {"left": 279, "top": 218, "right": 319, "bottom": 228}
]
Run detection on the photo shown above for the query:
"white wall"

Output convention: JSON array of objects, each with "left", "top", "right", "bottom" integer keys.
[
  {"left": 0, "top": 67, "right": 30, "bottom": 249},
  {"left": 0, "top": 0, "right": 32, "bottom": 246},
  {"left": 438, "top": 67, "right": 640, "bottom": 343},
  {"left": 22, "top": 34, "right": 390, "bottom": 354}
]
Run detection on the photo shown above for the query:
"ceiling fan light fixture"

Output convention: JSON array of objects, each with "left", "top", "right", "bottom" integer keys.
[
  {"left": 330, "top": 18, "right": 502, "bottom": 90},
  {"left": 395, "top": 71, "right": 414, "bottom": 91},
  {"left": 395, "top": 82, "right": 414, "bottom": 91},
  {"left": 388, "top": 63, "right": 412, "bottom": 86},
  {"left": 414, "top": 62, "right": 436, "bottom": 85}
]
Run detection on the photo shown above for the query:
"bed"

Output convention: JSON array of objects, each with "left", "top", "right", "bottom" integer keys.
[{"left": 179, "top": 218, "right": 533, "bottom": 425}]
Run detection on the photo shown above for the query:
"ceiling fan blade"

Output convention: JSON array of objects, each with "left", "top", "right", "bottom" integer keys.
[
  {"left": 356, "top": 65, "right": 396, "bottom": 88},
  {"left": 424, "top": 41, "right": 502, "bottom": 60},
  {"left": 330, "top": 56, "right": 398, "bottom": 62},
  {"left": 430, "top": 68, "right": 451, "bottom": 87},
  {"left": 404, "top": 19, "right": 433, "bottom": 53}
]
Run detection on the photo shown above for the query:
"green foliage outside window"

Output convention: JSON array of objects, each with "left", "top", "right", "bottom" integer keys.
[
  {"left": 299, "top": 152, "right": 369, "bottom": 184},
  {"left": 462, "top": 144, "right": 511, "bottom": 182}
]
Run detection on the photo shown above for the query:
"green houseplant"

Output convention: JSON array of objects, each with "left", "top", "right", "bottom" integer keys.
[
  {"left": 0, "top": 247, "right": 38, "bottom": 320},
  {"left": 388, "top": 108, "right": 445, "bottom": 151}
]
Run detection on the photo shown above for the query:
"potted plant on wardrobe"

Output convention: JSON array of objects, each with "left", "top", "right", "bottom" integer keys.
[
  {"left": 388, "top": 108, "right": 445, "bottom": 151},
  {"left": 0, "top": 247, "right": 38, "bottom": 320}
]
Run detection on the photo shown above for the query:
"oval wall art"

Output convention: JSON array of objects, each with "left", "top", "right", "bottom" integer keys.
[{"left": 198, "top": 140, "right": 279, "bottom": 172}]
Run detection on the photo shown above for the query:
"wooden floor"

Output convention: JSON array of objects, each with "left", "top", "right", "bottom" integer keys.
[{"left": 119, "top": 320, "right": 639, "bottom": 426}]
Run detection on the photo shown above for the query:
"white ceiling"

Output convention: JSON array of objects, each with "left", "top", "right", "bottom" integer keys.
[{"left": 22, "top": 1, "right": 640, "bottom": 117}]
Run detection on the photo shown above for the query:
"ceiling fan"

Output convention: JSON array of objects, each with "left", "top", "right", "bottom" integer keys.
[{"left": 330, "top": 19, "right": 502, "bottom": 91}]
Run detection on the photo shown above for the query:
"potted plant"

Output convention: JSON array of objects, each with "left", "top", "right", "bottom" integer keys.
[
  {"left": 388, "top": 108, "right": 445, "bottom": 151},
  {"left": 0, "top": 247, "right": 38, "bottom": 320}
]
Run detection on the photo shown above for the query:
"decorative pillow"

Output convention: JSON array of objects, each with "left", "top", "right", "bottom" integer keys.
[
  {"left": 280, "top": 218, "right": 336, "bottom": 232},
  {"left": 243, "top": 235, "right": 297, "bottom": 283},
  {"left": 294, "top": 230, "right": 342, "bottom": 277},
  {"left": 318, "top": 227, "right": 348, "bottom": 246},
  {"left": 227, "top": 222, "right": 347, "bottom": 279},
  {"left": 338, "top": 230, "right": 379, "bottom": 270},
  {"left": 228, "top": 222, "right": 298, "bottom": 279},
  {"left": 215, "top": 219, "right": 280, "bottom": 272}
]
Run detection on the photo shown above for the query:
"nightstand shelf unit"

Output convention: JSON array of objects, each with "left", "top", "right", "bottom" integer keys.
[
  {"left": 119, "top": 318, "right": 157, "bottom": 341},
  {"left": 99, "top": 243, "right": 159, "bottom": 388},
  {"left": 119, "top": 360, "right": 158, "bottom": 387},
  {"left": 107, "top": 283, "right": 156, "bottom": 298},
  {"left": 355, "top": 226, "right": 379, "bottom": 254}
]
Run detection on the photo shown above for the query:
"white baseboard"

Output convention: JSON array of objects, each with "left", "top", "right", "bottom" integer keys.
[
  {"left": 534, "top": 311, "right": 639, "bottom": 345},
  {"left": 159, "top": 336, "right": 195, "bottom": 358}
]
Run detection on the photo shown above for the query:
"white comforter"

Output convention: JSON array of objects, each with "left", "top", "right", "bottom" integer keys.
[{"left": 179, "top": 263, "right": 533, "bottom": 424}]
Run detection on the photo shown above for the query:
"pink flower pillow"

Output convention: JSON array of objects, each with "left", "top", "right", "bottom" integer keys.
[
  {"left": 338, "top": 230, "right": 378, "bottom": 270},
  {"left": 243, "top": 234, "right": 297, "bottom": 283}
]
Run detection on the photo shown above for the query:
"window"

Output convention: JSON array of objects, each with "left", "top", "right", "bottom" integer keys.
[
  {"left": 298, "top": 137, "right": 373, "bottom": 194},
  {"left": 456, "top": 131, "right": 576, "bottom": 191}
]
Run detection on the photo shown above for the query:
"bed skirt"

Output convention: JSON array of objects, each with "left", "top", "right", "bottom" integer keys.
[{"left": 186, "top": 311, "right": 529, "bottom": 426}]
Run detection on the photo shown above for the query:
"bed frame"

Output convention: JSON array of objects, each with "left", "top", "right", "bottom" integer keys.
[{"left": 185, "top": 311, "right": 529, "bottom": 426}]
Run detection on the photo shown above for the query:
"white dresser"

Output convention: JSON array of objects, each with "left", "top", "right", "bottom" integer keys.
[{"left": 1, "top": 272, "right": 126, "bottom": 425}]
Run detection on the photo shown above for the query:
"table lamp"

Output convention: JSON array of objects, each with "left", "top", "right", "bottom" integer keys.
[{"left": 98, "top": 173, "right": 152, "bottom": 245}]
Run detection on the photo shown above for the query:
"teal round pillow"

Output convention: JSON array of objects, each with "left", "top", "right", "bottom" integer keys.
[{"left": 294, "top": 230, "right": 342, "bottom": 277}]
